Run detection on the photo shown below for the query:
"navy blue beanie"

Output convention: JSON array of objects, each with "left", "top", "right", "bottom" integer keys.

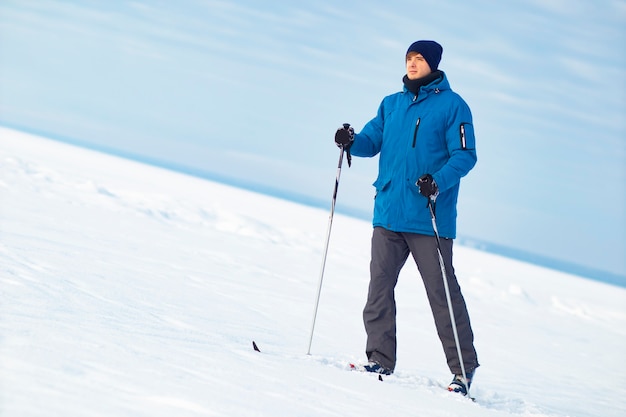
[{"left": 406, "top": 40, "right": 443, "bottom": 70}]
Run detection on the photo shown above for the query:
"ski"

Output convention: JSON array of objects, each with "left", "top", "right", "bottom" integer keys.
[
  {"left": 351, "top": 362, "right": 475, "bottom": 400},
  {"left": 257, "top": 345, "right": 474, "bottom": 401},
  {"left": 348, "top": 362, "right": 364, "bottom": 372},
  {"left": 349, "top": 363, "right": 384, "bottom": 381}
]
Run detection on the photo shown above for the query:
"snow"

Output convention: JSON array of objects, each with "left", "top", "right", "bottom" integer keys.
[{"left": 1, "top": 126, "right": 625, "bottom": 417}]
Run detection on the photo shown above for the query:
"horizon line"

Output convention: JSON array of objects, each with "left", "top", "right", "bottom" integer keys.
[{"left": 3, "top": 122, "right": 625, "bottom": 289}]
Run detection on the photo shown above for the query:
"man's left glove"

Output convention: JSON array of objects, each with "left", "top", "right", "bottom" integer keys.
[
  {"left": 417, "top": 174, "right": 439, "bottom": 199},
  {"left": 335, "top": 123, "right": 354, "bottom": 148}
]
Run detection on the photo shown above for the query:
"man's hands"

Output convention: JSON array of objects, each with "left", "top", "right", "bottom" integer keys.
[
  {"left": 335, "top": 123, "right": 354, "bottom": 148},
  {"left": 417, "top": 174, "right": 439, "bottom": 199}
]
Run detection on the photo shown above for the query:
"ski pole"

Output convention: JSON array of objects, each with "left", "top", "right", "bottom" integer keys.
[
  {"left": 427, "top": 198, "right": 470, "bottom": 397},
  {"left": 307, "top": 145, "right": 345, "bottom": 355}
]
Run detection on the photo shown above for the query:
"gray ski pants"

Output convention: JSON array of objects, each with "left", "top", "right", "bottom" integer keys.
[{"left": 364, "top": 227, "right": 479, "bottom": 375}]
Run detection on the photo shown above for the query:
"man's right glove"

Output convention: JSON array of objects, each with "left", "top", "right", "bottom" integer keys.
[{"left": 334, "top": 123, "right": 354, "bottom": 148}]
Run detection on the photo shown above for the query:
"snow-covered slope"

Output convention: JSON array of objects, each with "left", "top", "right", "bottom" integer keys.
[{"left": 1, "top": 127, "right": 624, "bottom": 417}]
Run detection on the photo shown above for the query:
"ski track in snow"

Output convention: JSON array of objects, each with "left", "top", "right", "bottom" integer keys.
[{"left": 1, "top": 127, "right": 625, "bottom": 417}]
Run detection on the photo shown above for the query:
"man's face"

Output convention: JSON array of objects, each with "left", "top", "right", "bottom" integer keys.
[{"left": 406, "top": 52, "right": 432, "bottom": 80}]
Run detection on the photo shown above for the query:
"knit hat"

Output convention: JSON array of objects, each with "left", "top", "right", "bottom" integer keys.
[{"left": 406, "top": 40, "right": 443, "bottom": 71}]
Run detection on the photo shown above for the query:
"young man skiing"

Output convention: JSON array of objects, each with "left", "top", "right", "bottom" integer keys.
[{"left": 334, "top": 40, "right": 479, "bottom": 395}]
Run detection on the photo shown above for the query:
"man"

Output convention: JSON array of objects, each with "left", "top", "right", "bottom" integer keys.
[{"left": 334, "top": 40, "right": 479, "bottom": 395}]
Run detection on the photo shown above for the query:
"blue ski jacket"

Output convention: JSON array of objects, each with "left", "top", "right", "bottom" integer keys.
[{"left": 350, "top": 71, "right": 477, "bottom": 239}]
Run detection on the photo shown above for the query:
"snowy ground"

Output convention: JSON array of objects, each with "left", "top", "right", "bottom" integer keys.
[{"left": 1, "top": 126, "right": 625, "bottom": 417}]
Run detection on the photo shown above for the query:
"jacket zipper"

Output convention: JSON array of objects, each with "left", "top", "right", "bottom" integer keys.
[
  {"left": 412, "top": 118, "right": 421, "bottom": 148},
  {"left": 460, "top": 123, "right": 467, "bottom": 149}
]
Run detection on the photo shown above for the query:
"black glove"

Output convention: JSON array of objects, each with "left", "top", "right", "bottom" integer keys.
[
  {"left": 417, "top": 174, "right": 439, "bottom": 199},
  {"left": 335, "top": 123, "right": 354, "bottom": 148}
]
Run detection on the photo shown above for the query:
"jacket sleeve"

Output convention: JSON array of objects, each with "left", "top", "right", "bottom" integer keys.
[
  {"left": 432, "top": 96, "right": 477, "bottom": 192},
  {"left": 349, "top": 98, "right": 386, "bottom": 157}
]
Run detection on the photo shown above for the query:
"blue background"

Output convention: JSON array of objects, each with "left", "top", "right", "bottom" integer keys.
[{"left": 1, "top": 0, "right": 624, "bottom": 284}]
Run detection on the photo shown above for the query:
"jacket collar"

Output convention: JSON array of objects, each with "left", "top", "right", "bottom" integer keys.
[{"left": 402, "top": 70, "right": 448, "bottom": 98}]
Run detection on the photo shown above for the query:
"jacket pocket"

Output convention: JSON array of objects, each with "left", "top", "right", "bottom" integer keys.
[
  {"left": 373, "top": 177, "right": 391, "bottom": 192},
  {"left": 372, "top": 177, "right": 391, "bottom": 200},
  {"left": 459, "top": 122, "right": 475, "bottom": 150}
]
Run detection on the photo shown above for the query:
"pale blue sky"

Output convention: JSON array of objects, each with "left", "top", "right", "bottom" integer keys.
[{"left": 1, "top": 0, "right": 624, "bottom": 281}]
